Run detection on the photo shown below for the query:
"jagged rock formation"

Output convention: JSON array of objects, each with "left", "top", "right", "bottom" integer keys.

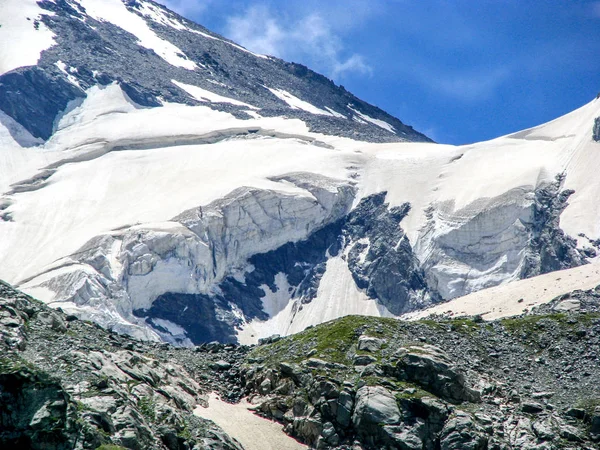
[
  {"left": 343, "top": 193, "right": 434, "bottom": 315},
  {"left": 0, "top": 280, "right": 247, "bottom": 449},
  {"left": 521, "top": 174, "right": 587, "bottom": 279},
  {"left": 593, "top": 117, "right": 600, "bottom": 142}
]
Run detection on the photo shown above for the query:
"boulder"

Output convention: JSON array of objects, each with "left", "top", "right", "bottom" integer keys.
[
  {"left": 37, "top": 311, "right": 67, "bottom": 333},
  {"left": 532, "top": 417, "right": 556, "bottom": 441},
  {"left": 352, "top": 385, "right": 401, "bottom": 428},
  {"left": 358, "top": 335, "right": 385, "bottom": 352},
  {"left": 591, "top": 407, "right": 600, "bottom": 440},
  {"left": 336, "top": 389, "right": 354, "bottom": 427},
  {"left": 395, "top": 345, "right": 480, "bottom": 403},
  {"left": 439, "top": 412, "right": 488, "bottom": 450},
  {"left": 0, "top": 368, "right": 77, "bottom": 450},
  {"left": 353, "top": 354, "right": 377, "bottom": 366},
  {"left": 522, "top": 402, "right": 544, "bottom": 414},
  {"left": 383, "top": 424, "right": 422, "bottom": 449}
]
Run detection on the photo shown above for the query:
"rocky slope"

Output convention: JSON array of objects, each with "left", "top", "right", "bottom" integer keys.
[
  {"left": 243, "top": 307, "right": 600, "bottom": 449},
  {"left": 3, "top": 279, "right": 600, "bottom": 449},
  {"left": 0, "top": 280, "right": 249, "bottom": 449}
]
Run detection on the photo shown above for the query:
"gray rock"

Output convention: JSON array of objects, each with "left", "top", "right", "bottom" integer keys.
[
  {"left": 344, "top": 193, "right": 438, "bottom": 314},
  {"left": 321, "top": 421, "right": 339, "bottom": 446},
  {"left": 353, "top": 354, "right": 377, "bottom": 366},
  {"left": 352, "top": 385, "right": 401, "bottom": 428},
  {"left": 383, "top": 425, "right": 422, "bottom": 449},
  {"left": 591, "top": 407, "right": 600, "bottom": 440},
  {"left": 37, "top": 311, "right": 68, "bottom": 333},
  {"left": 336, "top": 389, "right": 354, "bottom": 427},
  {"left": 532, "top": 417, "right": 556, "bottom": 441},
  {"left": 357, "top": 335, "right": 385, "bottom": 352},
  {"left": 211, "top": 360, "right": 232, "bottom": 370},
  {"left": 553, "top": 298, "right": 581, "bottom": 312},
  {"left": 560, "top": 423, "right": 584, "bottom": 442},
  {"left": 439, "top": 412, "right": 488, "bottom": 450},
  {"left": 395, "top": 345, "right": 480, "bottom": 403},
  {"left": 520, "top": 174, "right": 587, "bottom": 279},
  {"left": 522, "top": 402, "right": 545, "bottom": 414}
]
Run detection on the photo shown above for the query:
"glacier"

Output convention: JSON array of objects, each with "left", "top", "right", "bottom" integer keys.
[{"left": 0, "top": 0, "right": 599, "bottom": 344}]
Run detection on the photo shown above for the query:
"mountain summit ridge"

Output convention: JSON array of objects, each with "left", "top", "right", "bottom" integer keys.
[{"left": 0, "top": 0, "right": 431, "bottom": 143}]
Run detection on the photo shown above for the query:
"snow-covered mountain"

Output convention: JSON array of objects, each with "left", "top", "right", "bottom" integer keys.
[{"left": 1, "top": 0, "right": 599, "bottom": 345}]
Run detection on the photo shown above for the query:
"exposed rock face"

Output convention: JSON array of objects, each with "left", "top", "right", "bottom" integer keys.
[
  {"left": 352, "top": 386, "right": 401, "bottom": 427},
  {"left": 594, "top": 117, "right": 600, "bottom": 142},
  {"left": 0, "top": 280, "right": 246, "bottom": 449},
  {"left": 392, "top": 345, "right": 481, "bottom": 404},
  {"left": 521, "top": 174, "right": 587, "bottom": 278},
  {"left": 242, "top": 298, "right": 600, "bottom": 449},
  {"left": 439, "top": 412, "right": 488, "bottom": 450},
  {"left": 343, "top": 192, "right": 436, "bottom": 315},
  {"left": 5, "top": 279, "right": 600, "bottom": 448},
  {"left": 0, "top": 66, "right": 85, "bottom": 140},
  {"left": 0, "top": 368, "right": 77, "bottom": 450}
]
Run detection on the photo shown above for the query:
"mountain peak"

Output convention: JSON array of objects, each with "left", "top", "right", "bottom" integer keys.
[{"left": 0, "top": 0, "right": 431, "bottom": 143}]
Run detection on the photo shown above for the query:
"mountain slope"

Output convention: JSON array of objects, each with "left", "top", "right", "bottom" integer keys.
[
  {"left": 0, "top": 0, "right": 599, "bottom": 345},
  {"left": 4, "top": 279, "right": 600, "bottom": 449}
]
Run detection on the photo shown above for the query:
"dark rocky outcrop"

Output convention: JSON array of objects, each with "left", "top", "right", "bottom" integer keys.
[
  {"left": 593, "top": 117, "right": 600, "bottom": 142},
  {"left": 0, "top": 66, "right": 85, "bottom": 140},
  {"left": 521, "top": 174, "right": 587, "bottom": 279},
  {"left": 343, "top": 192, "right": 437, "bottom": 315},
  {"left": 391, "top": 345, "right": 481, "bottom": 404},
  {"left": 0, "top": 366, "right": 78, "bottom": 450}
]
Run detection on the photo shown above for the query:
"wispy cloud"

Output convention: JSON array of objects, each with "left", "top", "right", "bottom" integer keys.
[
  {"left": 160, "top": 0, "right": 212, "bottom": 18},
  {"left": 224, "top": 4, "right": 372, "bottom": 79},
  {"left": 432, "top": 66, "right": 512, "bottom": 102}
]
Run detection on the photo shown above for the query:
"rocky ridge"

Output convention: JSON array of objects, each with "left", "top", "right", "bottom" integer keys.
[
  {"left": 243, "top": 301, "right": 600, "bottom": 448},
  {"left": 0, "top": 0, "right": 430, "bottom": 144},
  {"left": 4, "top": 278, "right": 600, "bottom": 449}
]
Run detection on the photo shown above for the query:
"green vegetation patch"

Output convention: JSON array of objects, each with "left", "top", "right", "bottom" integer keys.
[
  {"left": 501, "top": 312, "right": 600, "bottom": 335},
  {"left": 249, "top": 315, "right": 401, "bottom": 367}
]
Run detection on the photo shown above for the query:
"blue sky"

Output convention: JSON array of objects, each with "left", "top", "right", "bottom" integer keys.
[{"left": 162, "top": 0, "right": 600, "bottom": 144}]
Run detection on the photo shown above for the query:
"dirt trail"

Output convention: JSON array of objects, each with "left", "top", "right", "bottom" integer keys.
[{"left": 194, "top": 393, "right": 307, "bottom": 450}]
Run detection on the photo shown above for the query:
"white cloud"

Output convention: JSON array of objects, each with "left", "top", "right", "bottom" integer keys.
[
  {"left": 160, "top": 0, "right": 211, "bottom": 18},
  {"left": 224, "top": 4, "right": 372, "bottom": 79},
  {"left": 397, "top": 59, "right": 512, "bottom": 103},
  {"left": 332, "top": 55, "right": 372, "bottom": 78},
  {"left": 433, "top": 67, "right": 512, "bottom": 101}
]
